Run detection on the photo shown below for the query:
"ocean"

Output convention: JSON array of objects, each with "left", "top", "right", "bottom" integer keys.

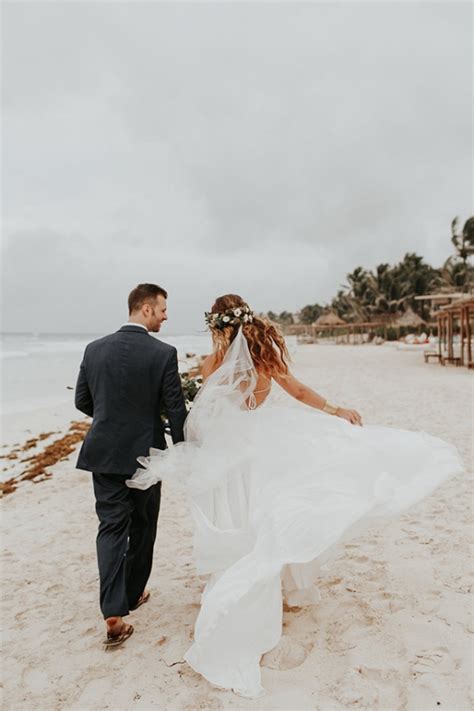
[{"left": 1, "top": 331, "right": 215, "bottom": 417}]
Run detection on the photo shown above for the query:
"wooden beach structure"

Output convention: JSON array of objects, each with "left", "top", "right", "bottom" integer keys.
[
  {"left": 414, "top": 292, "right": 474, "bottom": 368},
  {"left": 313, "top": 311, "right": 348, "bottom": 343},
  {"left": 436, "top": 296, "right": 474, "bottom": 368},
  {"left": 285, "top": 293, "right": 474, "bottom": 365},
  {"left": 287, "top": 311, "right": 388, "bottom": 344}
]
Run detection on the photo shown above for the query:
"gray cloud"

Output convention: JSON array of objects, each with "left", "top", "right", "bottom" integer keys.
[{"left": 2, "top": 1, "right": 472, "bottom": 333}]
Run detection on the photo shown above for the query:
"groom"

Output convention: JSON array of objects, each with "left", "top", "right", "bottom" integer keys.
[{"left": 75, "top": 283, "right": 187, "bottom": 647}]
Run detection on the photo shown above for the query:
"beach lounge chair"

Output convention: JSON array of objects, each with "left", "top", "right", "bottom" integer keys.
[{"left": 424, "top": 351, "right": 442, "bottom": 364}]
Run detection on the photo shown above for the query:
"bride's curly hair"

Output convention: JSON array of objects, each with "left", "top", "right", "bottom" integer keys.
[{"left": 208, "top": 294, "right": 290, "bottom": 377}]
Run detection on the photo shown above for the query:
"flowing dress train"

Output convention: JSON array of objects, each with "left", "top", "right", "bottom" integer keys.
[{"left": 127, "top": 328, "right": 463, "bottom": 698}]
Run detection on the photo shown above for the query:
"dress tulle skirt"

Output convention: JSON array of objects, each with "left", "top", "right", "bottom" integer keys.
[{"left": 128, "top": 398, "right": 463, "bottom": 698}]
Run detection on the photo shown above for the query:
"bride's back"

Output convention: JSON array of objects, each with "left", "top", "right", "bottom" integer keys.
[
  {"left": 200, "top": 352, "right": 272, "bottom": 408},
  {"left": 248, "top": 371, "right": 272, "bottom": 409}
]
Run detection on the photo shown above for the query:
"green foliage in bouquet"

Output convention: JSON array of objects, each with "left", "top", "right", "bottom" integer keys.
[
  {"left": 161, "top": 372, "right": 203, "bottom": 433},
  {"left": 181, "top": 373, "right": 203, "bottom": 408}
]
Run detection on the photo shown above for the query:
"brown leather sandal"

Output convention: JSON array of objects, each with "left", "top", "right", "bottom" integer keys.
[
  {"left": 130, "top": 590, "right": 150, "bottom": 611},
  {"left": 104, "top": 622, "right": 134, "bottom": 649}
]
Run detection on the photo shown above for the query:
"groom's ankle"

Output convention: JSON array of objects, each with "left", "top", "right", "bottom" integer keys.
[{"left": 105, "top": 615, "right": 121, "bottom": 628}]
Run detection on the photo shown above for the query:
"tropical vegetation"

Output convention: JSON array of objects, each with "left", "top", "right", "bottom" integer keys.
[{"left": 266, "top": 216, "right": 474, "bottom": 326}]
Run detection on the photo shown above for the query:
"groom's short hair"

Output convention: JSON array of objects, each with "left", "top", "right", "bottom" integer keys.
[{"left": 128, "top": 283, "right": 168, "bottom": 314}]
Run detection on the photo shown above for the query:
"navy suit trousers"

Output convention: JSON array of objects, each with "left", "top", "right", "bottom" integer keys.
[{"left": 92, "top": 472, "right": 161, "bottom": 618}]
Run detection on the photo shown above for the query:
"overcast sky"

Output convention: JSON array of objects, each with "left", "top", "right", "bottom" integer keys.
[{"left": 2, "top": 1, "right": 472, "bottom": 334}]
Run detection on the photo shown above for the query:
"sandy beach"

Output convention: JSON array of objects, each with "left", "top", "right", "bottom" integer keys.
[{"left": 2, "top": 344, "right": 472, "bottom": 711}]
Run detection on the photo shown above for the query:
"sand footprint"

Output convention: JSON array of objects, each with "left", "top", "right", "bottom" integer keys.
[
  {"left": 46, "top": 583, "right": 65, "bottom": 594},
  {"left": 325, "top": 603, "right": 381, "bottom": 653},
  {"left": 334, "top": 667, "right": 379, "bottom": 707},
  {"left": 415, "top": 590, "right": 442, "bottom": 615},
  {"left": 261, "top": 635, "right": 308, "bottom": 670},
  {"left": 410, "top": 646, "right": 456, "bottom": 677},
  {"left": 357, "top": 665, "right": 407, "bottom": 708},
  {"left": 371, "top": 589, "right": 406, "bottom": 614},
  {"left": 351, "top": 554, "right": 370, "bottom": 564},
  {"left": 444, "top": 573, "right": 473, "bottom": 594}
]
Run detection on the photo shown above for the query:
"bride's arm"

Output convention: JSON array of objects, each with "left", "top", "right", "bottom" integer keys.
[{"left": 273, "top": 371, "right": 363, "bottom": 426}]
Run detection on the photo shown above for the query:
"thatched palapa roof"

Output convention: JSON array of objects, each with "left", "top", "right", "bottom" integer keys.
[
  {"left": 391, "top": 306, "right": 426, "bottom": 328},
  {"left": 313, "top": 311, "right": 347, "bottom": 326}
]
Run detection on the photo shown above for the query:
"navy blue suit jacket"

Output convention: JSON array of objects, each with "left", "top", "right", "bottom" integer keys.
[{"left": 75, "top": 325, "right": 187, "bottom": 476}]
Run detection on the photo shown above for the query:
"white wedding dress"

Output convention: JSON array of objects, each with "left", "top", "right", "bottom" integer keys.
[{"left": 127, "top": 327, "right": 463, "bottom": 698}]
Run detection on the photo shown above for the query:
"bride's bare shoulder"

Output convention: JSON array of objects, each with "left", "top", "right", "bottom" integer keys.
[{"left": 201, "top": 353, "right": 218, "bottom": 380}]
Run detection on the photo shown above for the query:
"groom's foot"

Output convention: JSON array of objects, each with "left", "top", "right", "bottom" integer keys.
[
  {"left": 106, "top": 616, "right": 123, "bottom": 636},
  {"left": 104, "top": 616, "right": 134, "bottom": 648},
  {"left": 130, "top": 590, "right": 150, "bottom": 611}
]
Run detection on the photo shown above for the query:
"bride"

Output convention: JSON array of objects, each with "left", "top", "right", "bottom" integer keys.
[{"left": 127, "top": 294, "right": 463, "bottom": 698}]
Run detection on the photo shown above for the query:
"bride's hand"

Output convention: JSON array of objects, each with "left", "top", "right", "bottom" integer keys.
[{"left": 336, "top": 407, "right": 363, "bottom": 426}]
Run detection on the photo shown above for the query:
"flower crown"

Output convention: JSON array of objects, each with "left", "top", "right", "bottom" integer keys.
[{"left": 205, "top": 304, "right": 254, "bottom": 330}]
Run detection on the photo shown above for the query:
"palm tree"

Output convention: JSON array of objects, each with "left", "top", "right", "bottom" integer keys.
[
  {"left": 299, "top": 303, "right": 324, "bottom": 324},
  {"left": 390, "top": 253, "right": 439, "bottom": 316},
  {"left": 333, "top": 255, "right": 439, "bottom": 322},
  {"left": 278, "top": 311, "right": 294, "bottom": 326},
  {"left": 331, "top": 290, "right": 365, "bottom": 322},
  {"left": 438, "top": 256, "right": 474, "bottom": 291},
  {"left": 450, "top": 216, "right": 474, "bottom": 291},
  {"left": 451, "top": 216, "right": 474, "bottom": 263}
]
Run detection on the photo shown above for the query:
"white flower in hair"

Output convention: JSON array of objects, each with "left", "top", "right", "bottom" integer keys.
[{"left": 204, "top": 302, "right": 254, "bottom": 330}]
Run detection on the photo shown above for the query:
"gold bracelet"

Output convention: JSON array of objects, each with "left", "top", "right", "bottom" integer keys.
[{"left": 323, "top": 401, "right": 339, "bottom": 416}]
